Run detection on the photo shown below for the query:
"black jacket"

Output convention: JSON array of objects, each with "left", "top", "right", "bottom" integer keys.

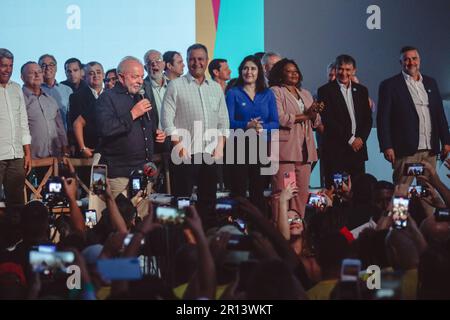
[{"left": 96, "top": 82, "right": 157, "bottom": 178}]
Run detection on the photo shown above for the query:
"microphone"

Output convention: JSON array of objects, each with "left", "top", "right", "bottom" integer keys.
[
  {"left": 138, "top": 88, "right": 151, "bottom": 121},
  {"left": 143, "top": 162, "right": 158, "bottom": 182}
]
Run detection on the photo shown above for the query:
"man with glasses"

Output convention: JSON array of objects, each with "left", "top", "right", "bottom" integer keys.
[
  {"left": 39, "top": 54, "right": 73, "bottom": 132},
  {"left": 0, "top": 48, "right": 32, "bottom": 208},
  {"left": 104, "top": 68, "right": 118, "bottom": 90}
]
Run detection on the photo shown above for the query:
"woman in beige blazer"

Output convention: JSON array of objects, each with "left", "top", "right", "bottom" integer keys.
[{"left": 269, "top": 58, "right": 322, "bottom": 217}]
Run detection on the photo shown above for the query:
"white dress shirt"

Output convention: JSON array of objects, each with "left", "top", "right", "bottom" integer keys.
[
  {"left": 161, "top": 73, "right": 229, "bottom": 154},
  {"left": 338, "top": 80, "right": 357, "bottom": 146},
  {"left": 402, "top": 71, "right": 432, "bottom": 150},
  {"left": 0, "top": 81, "right": 32, "bottom": 160}
]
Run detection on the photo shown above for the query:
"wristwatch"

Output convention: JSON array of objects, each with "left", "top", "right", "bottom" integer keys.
[{"left": 80, "top": 147, "right": 87, "bottom": 153}]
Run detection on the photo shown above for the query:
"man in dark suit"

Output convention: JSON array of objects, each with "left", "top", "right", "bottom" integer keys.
[
  {"left": 318, "top": 54, "right": 372, "bottom": 187},
  {"left": 377, "top": 46, "right": 450, "bottom": 185}
]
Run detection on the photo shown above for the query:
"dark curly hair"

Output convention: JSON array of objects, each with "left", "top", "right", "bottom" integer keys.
[
  {"left": 268, "top": 58, "right": 303, "bottom": 88},
  {"left": 235, "top": 55, "right": 266, "bottom": 93}
]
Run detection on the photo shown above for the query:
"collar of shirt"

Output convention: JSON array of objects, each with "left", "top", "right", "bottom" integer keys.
[
  {"left": 22, "top": 86, "right": 47, "bottom": 98},
  {"left": 113, "top": 81, "right": 131, "bottom": 95},
  {"left": 150, "top": 77, "right": 167, "bottom": 89},
  {"left": 89, "top": 86, "right": 103, "bottom": 99},
  {"left": 0, "top": 80, "right": 13, "bottom": 88},
  {"left": 337, "top": 79, "right": 352, "bottom": 91},
  {"left": 185, "top": 72, "right": 211, "bottom": 86},
  {"left": 402, "top": 70, "right": 423, "bottom": 83},
  {"left": 41, "top": 80, "right": 61, "bottom": 89}
]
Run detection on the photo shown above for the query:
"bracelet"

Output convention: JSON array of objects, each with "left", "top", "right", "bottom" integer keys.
[{"left": 80, "top": 147, "right": 87, "bottom": 153}]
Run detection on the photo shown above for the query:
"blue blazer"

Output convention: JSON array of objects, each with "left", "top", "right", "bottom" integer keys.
[{"left": 377, "top": 73, "right": 450, "bottom": 157}]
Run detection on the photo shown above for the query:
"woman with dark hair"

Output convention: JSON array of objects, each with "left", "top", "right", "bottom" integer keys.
[
  {"left": 226, "top": 55, "right": 279, "bottom": 215},
  {"left": 269, "top": 58, "right": 322, "bottom": 217}
]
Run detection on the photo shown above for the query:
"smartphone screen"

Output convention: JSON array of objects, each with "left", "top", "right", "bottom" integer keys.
[
  {"left": 156, "top": 206, "right": 185, "bottom": 224},
  {"left": 91, "top": 165, "right": 107, "bottom": 195},
  {"left": 84, "top": 209, "right": 97, "bottom": 227},
  {"left": 308, "top": 193, "right": 326, "bottom": 208},
  {"left": 405, "top": 163, "right": 424, "bottom": 176},
  {"left": 29, "top": 251, "right": 75, "bottom": 275},
  {"left": 340, "top": 259, "right": 361, "bottom": 282},
  {"left": 49, "top": 182, "right": 62, "bottom": 193},
  {"left": 392, "top": 197, "right": 409, "bottom": 229},
  {"left": 283, "top": 171, "right": 296, "bottom": 188},
  {"left": 97, "top": 258, "right": 142, "bottom": 280},
  {"left": 177, "top": 197, "right": 191, "bottom": 210},
  {"left": 435, "top": 209, "right": 450, "bottom": 222},
  {"left": 132, "top": 178, "right": 141, "bottom": 191}
]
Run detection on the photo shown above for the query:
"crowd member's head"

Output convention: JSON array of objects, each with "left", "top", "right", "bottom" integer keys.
[
  {"left": 351, "top": 174, "right": 377, "bottom": 205},
  {"left": 374, "top": 181, "right": 395, "bottom": 217},
  {"left": 20, "top": 61, "right": 43, "bottom": 90},
  {"left": 335, "top": 54, "right": 357, "bottom": 87},
  {"left": 0, "top": 48, "right": 14, "bottom": 86},
  {"left": 115, "top": 193, "right": 138, "bottom": 230},
  {"left": 316, "top": 232, "right": 350, "bottom": 279},
  {"left": 287, "top": 209, "right": 304, "bottom": 238},
  {"left": 38, "top": 54, "right": 58, "bottom": 86},
  {"left": 327, "top": 62, "right": 336, "bottom": 82},
  {"left": 20, "top": 201, "right": 49, "bottom": 244},
  {"left": 268, "top": 58, "right": 303, "bottom": 88},
  {"left": 385, "top": 229, "right": 420, "bottom": 271},
  {"left": 400, "top": 45, "right": 420, "bottom": 79},
  {"left": 418, "top": 242, "right": 450, "bottom": 300},
  {"left": 162, "top": 51, "right": 184, "bottom": 80},
  {"left": 104, "top": 68, "right": 118, "bottom": 89},
  {"left": 84, "top": 61, "right": 104, "bottom": 92},
  {"left": 420, "top": 216, "right": 450, "bottom": 245},
  {"left": 64, "top": 57, "right": 83, "bottom": 86},
  {"left": 143, "top": 49, "right": 165, "bottom": 81},
  {"left": 261, "top": 51, "right": 282, "bottom": 79},
  {"left": 235, "top": 55, "right": 265, "bottom": 93},
  {"left": 0, "top": 263, "right": 27, "bottom": 299},
  {"left": 246, "top": 259, "right": 306, "bottom": 299},
  {"left": 254, "top": 51, "right": 265, "bottom": 60},
  {"left": 174, "top": 243, "right": 198, "bottom": 288},
  {"left": 117, "top": 56, "right": 144, "bottom": 95},
  {"left": 208, "top": 58, "right": 231, "bottom": 82},
  {"left": 187, "top": 43, "right": 209, "bottom": 80},
  {"left": 355, "top": 229, "right": 390, "bottom": 269},
  {"left": 225, "top": 77, "right": 238, "bottom": 93}
]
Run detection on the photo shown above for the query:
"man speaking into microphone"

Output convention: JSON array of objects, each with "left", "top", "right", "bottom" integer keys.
[{"left": 96, "top": 56, "right": 166, "bottom": 209}]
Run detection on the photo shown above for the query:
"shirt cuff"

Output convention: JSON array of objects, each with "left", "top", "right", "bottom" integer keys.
[
  {"left": 348, "top": 136, "right": 356, "bottom": 146},
  {"left": 22, "top": 134, "right": 32, "bottom": 145}
]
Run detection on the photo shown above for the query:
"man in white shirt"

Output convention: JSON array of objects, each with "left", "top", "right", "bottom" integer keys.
[
  {"left": 0, "top": 48, "right": 32, "bottom": 207},
  {"left": 161, "top": 43, "right": 229, "bottom": 227},
  {"left": 377, "top": 46, "right": 450, "bottom": 186}
]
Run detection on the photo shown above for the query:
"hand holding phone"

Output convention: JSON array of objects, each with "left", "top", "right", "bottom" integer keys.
[
  {"left": 283, "top": 171, "right": 296, "bottom": 188},
  {"left": 392, "top": 196, "right": 409, "bottom": 229}
]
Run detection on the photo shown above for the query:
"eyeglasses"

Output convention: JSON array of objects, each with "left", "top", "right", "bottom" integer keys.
[
  {"left": 148, "top": 58, "right": 163, "bottom": 65},
  {"left": 40, "top": 63, "right": 56, "bottom": 69},
  {"left": 288, "top": 217, "right": 303, "bottom": 225},
  {"left": 104, "top": 77, "right": 118, "bottom": 83}
]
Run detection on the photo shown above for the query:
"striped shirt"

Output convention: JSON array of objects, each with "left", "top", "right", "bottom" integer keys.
[{"left": 161, "top": 73, "right": 229, "bottom": 154}]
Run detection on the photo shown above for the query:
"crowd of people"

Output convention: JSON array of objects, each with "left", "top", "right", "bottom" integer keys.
[{"left": 0, "top": 43, "right": 449, "bottom": 300}]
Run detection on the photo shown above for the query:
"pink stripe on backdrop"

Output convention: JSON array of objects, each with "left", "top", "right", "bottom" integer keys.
[{"left": 212, "top": 0, "right": 221, "bottom": 29}]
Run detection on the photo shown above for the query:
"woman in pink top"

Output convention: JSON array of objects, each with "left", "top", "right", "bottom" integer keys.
[{"left": 269, "top": 58, "right": 322, "bottom": 217}]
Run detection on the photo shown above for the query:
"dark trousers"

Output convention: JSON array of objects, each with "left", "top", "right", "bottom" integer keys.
[
  {"left": 0, "top": 158, "right": 25, "bottom": 207},
  {"left": 170, "top": 153, "right": 218, "bottom": 228}
]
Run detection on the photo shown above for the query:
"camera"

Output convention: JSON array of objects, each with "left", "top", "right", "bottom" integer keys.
[
  {"left": 155, "top": 206, "right": 186, "bottom": 224},
  {"left": 129, "top": 170, "right": 148, "bottom": 198},
  {"left": 407, "top": 185, "right": 429, "bottom": 199},
  {"left": 435, "top": 208, "right": 450, "bottom": 222},
  {"left": 392, "top": 196, "right": 409, "bottom": 229},
  {"left": 43, "top": 176, "right": 68, "bottom": 209},
  {"left": 404, "top": 163, "right": 424, "bottom": 176},
  {"left": 91, "top": 165, "right": 107, "bottom": 195}
]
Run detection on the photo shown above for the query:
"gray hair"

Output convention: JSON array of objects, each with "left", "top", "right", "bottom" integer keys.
[
  {"left": 0, "top": 48, "right": 14, "bottom": 61},
  {"left": 143, "top": 49, "right": 161, "bottom": 65},
  {"left": 117, "top": 56, "right": 143, "bottom": 74},
  {"left": 261, "top": 52, "right": 281, "bottom": 65},
  {"left": 38, "top": 54, "right": 57, "bottom": 66},
  {"left": 84, "top": 61, "right": 104, "bottom": 74}
]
